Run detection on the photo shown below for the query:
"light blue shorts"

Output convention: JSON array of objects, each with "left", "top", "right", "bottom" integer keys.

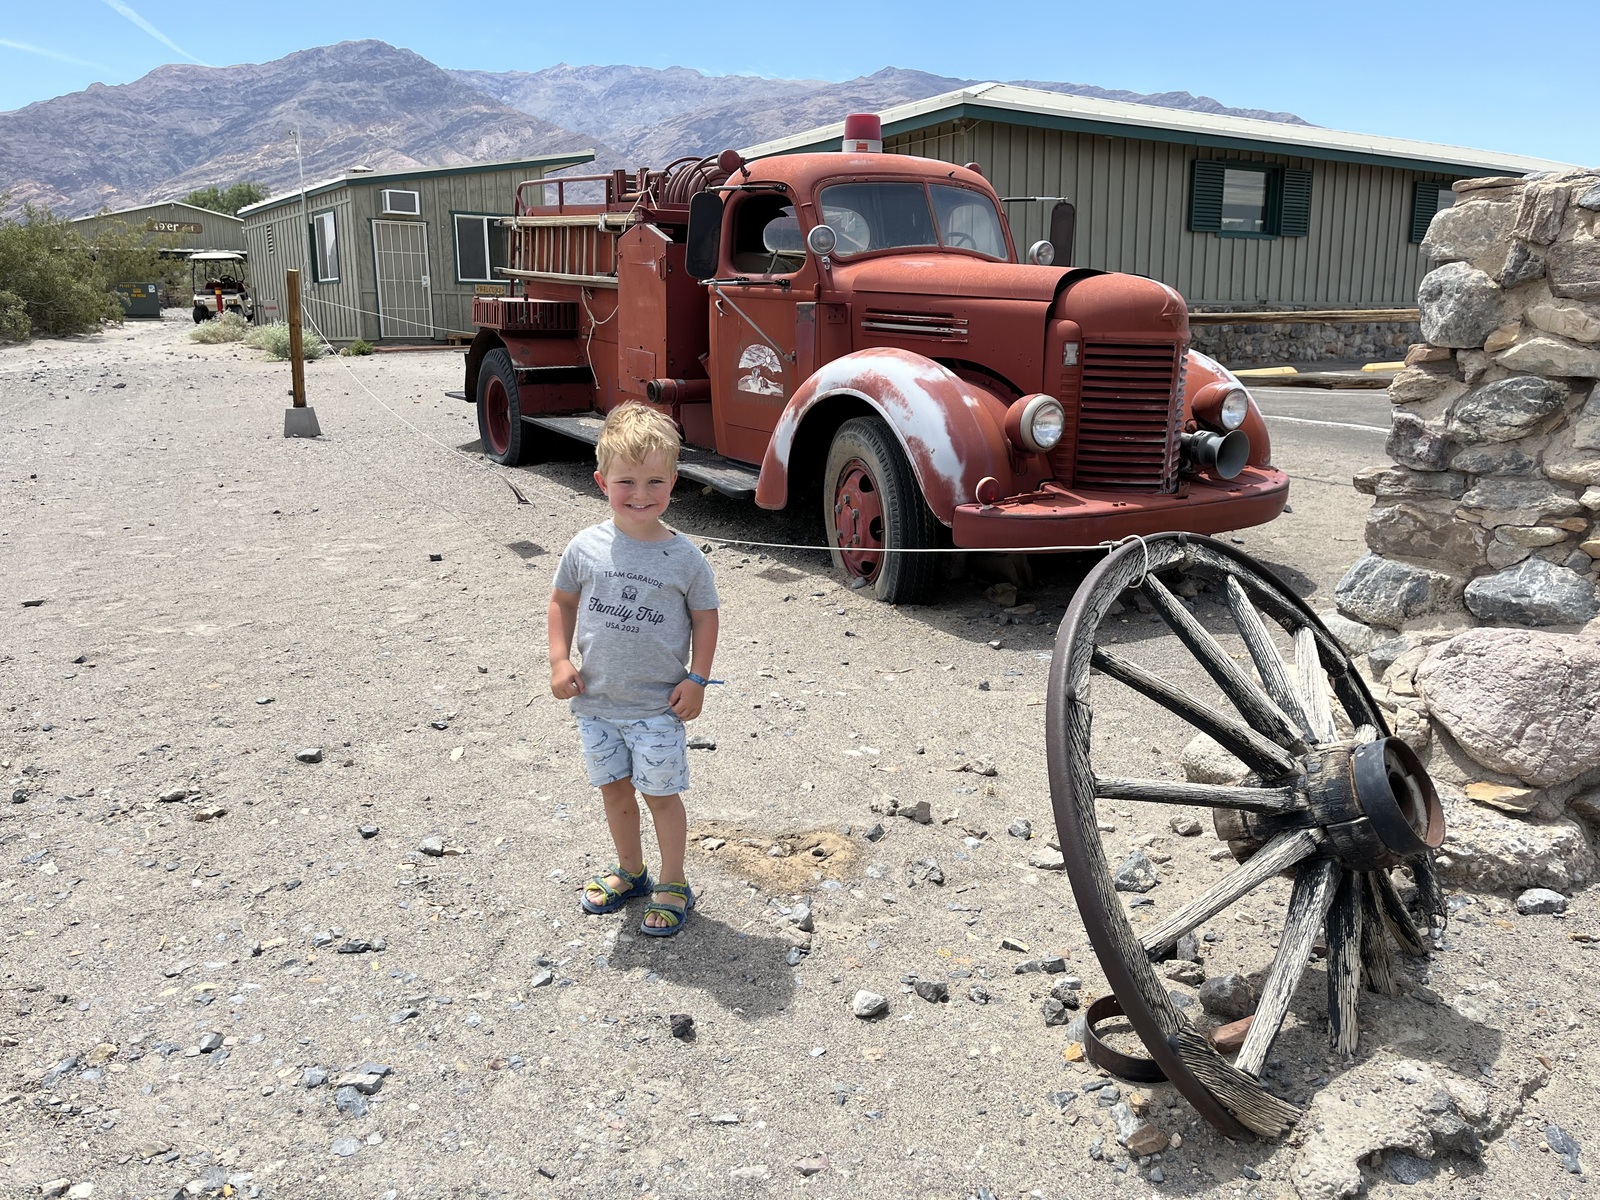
[{"left": 576, "top": 713, "right": 690, "bottom": 795}]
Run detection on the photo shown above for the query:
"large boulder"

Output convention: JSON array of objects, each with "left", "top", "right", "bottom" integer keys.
[
  {"left": 1365, "top": 502, "right": 1488, "bottom": 568},
  {"left": 1447, "top": 375, "right": 1569, "bottom": 443},
  {"left": 1462, "top": 557, "right": 1599, "bottom": 627},
  {"left": 1418, "top": 262, "right": 1506, "bottom": 348},
  {"left": 1334, "top": 553, "right": 1465, "bottom": 627},
  {"left": 1436, "top": 798, "right": 1597, "bottom": 891},
  {"left": 1494, "top": 334, "right": 1600, "bottom": 378},
  {"left": 1416, "top": 628, "right": 1600, "bottom": 785},
  {"left": 1420, "top": 200, "right": 1510, "bottom": 264}
]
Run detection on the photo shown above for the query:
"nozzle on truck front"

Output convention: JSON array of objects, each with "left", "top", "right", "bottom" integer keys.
[{"left": 1181, "top": 429, "right": 1249, "bottom": 480}]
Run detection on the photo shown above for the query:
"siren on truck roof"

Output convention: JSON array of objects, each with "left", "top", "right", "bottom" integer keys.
[{"left": 842, "top": 113, "right": 882, "bottom": 153}]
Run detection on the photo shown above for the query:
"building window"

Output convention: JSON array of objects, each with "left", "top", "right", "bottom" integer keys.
[
  {"left": 1189, "top": 160, "right": 1312, "bottom": 238},
  {"left": 454, "top": 214, "right": 508, "bottom": 283},
  {"left": 1410, "top": 181, "right": 1458, "bottom": 243},
  {"left": 311, "top": 210, "right": 339, "bottom": 282}
]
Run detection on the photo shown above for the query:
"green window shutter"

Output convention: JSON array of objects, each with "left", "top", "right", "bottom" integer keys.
[
  {"left": 1410, "top": 181, "right": 1441, "bottom": 244},
  {"left": 1189, "top": 160, "right": 1225, "bottom": 233},
  {"left": 1279, "top": 168, "right": 1312, "bottom": 237}
]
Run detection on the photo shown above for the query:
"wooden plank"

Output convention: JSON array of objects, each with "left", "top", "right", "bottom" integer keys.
[
  {"left": 1186, "top": 308, "right": 1418, "bottom": 325},
  {"left": 498, "top": 267, "right": 618, "bottom": 289}
]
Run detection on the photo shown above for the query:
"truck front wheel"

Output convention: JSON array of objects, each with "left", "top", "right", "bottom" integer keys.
[
  {"left": 476, "top": 348, "right": 528, "bottom": 466},
  {"left": 823, "top": 416, "right": 939, "bottom": 604}
]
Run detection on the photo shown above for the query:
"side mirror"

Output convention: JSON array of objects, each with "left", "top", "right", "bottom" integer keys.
[
  {"left": 685, "top": 192, "right": 724, "bottom": 281},
  {"left": 1048, "top": 200, "right": 1076, "bottom": 267}
]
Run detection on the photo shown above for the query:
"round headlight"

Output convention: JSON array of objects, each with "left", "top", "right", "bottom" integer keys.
[
  {"left": 1006, "top": 394, "right": 1066, "bottom": 453},
  {"left": 806, "top": 224, "right": 837, "bottom": 257},
  {"left": 1028, "top": 239, "right": 1055, "bottom": 267},
  {"left": 1218, "top": 388, "right": 1249, "bottom": 430}
]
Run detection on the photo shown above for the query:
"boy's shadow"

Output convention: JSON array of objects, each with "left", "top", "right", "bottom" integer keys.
[{"left": 608, "top": 914, "right": 799, "bottom": 1019}]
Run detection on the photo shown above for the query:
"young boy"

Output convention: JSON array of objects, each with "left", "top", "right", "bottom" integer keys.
[{"left": 547, "top": 403, "right": 720, "bottom": 937}]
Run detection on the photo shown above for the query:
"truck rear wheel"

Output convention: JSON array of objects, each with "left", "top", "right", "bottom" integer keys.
[
  {"left": 824, "top": 416, "right": 939, "bottom": 604},
  {"left": 476, "top": 348, "right": 528, "bottom": 466}
]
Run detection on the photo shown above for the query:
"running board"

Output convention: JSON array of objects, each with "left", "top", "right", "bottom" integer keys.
[{"left": 525, "top": 414, "right": 760, "bottom": 501}]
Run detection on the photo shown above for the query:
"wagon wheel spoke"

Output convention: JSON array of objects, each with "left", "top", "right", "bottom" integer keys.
[
  {"left": 1222, "top": 576, "right": 1315, "bottom": 743},
  {"left": 1139, "top": 830, "right": 1321, "bottom": 957},
  {"left": 1325, "top": 870, "right": 1363, "bottom": 1057},
  {"left": 1091, "top": 648, "right": 1299, "bottom": 780},
  {"left": 1354, "top": 724, "right": 1378, "bottom": 744},
  {"left": 1234, "top": 858, "right": 1342, "bottom": 1078},
  {"left": 1096, "top": 776, "right": 1299, "bottom": 814},
  {"left": 1293, "top": 627, "right": 1339, "bottom": 743},
  {"left": 1370, "top": 866, "right": 1428, "bottom": 955},
  {"left": 1358, "top": 872, "right": 1400, "bottom": 995},
  {"left": 1140, "top": 576, "right": 1306, "bottom": 753}
]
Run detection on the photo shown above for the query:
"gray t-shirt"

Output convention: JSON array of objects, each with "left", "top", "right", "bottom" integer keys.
[{"left": 552, "top": 521, "right": 720, "bottom": 720}]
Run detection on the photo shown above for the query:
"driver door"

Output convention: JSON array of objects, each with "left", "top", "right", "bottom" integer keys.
[{"left": 708, "top": 194, "right": 809, "bottom": 465}]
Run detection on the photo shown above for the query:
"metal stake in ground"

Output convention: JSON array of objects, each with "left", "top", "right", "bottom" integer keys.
[{"left": 283, "top": 268, "right": 321, "bottom": 438}]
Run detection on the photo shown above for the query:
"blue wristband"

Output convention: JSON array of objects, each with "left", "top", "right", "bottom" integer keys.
[{"left": 684, "top": 672, "right": 722, "bottom": 686}]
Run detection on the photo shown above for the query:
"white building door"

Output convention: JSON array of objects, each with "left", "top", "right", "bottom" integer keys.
[{"left": 372, "top": 220, "right": 433, "bottom": 339}]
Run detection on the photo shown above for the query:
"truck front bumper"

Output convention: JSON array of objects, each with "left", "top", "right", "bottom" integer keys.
[{"left": 950, "top": 467, "right": 1290, "bottom": 550}]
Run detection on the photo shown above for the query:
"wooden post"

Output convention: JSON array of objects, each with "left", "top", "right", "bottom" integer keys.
[
  {"left": 286, "top": 268, "right": 307, "bottom": 409},
  {"left": 282, "top": 268, "right": 320, "bottom": 437}
]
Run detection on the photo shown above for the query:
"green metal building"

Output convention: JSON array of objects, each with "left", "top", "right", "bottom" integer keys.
[
  {"left": 71, "top": 201, "right": 246, "bottom": 255},
  {"left": 238, "top": 152, "right": 594, "bottom": 344},
  {"left": 745, "top": 84, "right": 1574, "bottom": 313}
]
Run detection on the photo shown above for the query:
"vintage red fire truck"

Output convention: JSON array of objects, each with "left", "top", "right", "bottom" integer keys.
[{"left": 462, "top": 115, "right": 1288, "bottom": 603}]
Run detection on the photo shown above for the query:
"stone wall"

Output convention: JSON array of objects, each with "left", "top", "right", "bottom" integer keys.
[
  {"left": 1188, "top": 310, "right": 1420, "bottom": 366},
  {"left": 1329, "top": 168, "right": 1600, "bottom": 894}
]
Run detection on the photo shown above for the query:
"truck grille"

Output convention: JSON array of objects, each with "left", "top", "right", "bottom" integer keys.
[{"left": 1070, "top": 342, "right": 1183, "bottom": 491}]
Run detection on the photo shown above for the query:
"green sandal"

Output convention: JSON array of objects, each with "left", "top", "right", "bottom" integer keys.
[
  {"left": 640, "top": 882, "right": 695, "bottom": 938},
  {"left": 580, "top": 863, "right": 652, "bottom": 915}
]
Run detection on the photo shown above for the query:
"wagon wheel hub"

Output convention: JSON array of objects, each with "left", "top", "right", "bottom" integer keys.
[{"left": 1046, "top": 533, "right": 1448, "bottom": 1140}]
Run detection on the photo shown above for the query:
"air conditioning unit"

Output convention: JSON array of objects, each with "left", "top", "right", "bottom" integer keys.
[{"left": 379, "top": 189, "right": 421, "bottom": 216}]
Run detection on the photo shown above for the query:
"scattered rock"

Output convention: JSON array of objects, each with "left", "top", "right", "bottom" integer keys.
[
  {"left": 1112, "top": 850, "right": 1158, "bottom": 893},
  {"left": 1180, "top": 733, "right": 1247, "bottom": 785},
  {"left": 295, "top": 748, "right": 323, "bottom": 764},
  {"left": 331, "top": 1137, "right": 360, "bottom": 1157},
  {"left": 334, "top": 1086, "right": 369, "bottom": 1117},
  {"left": 302, "top": 1066, "right": 328, "bottom": 1088},
  {"left": 851, "top": 990, "right": 888, "bottom": 1019},
  {"left": 358, "top": 824, "right": 379, "bottom": 838},
  {"left": 1027, "top": 845, "right": 1066, "bottom": 870},
  {"left": 1318, "top": 609, "right": 1377, "bottom": 655},
  {"left": 530, "top": 969, "right": 554, "bottom": 989},
  {"left": 1007, "top": 818, "right": 1032, "bottom": 839},
  {"left": 1164, "top": 961, "right": 1205, "bottom": 986},
  {"left": 1515, "top": 887, "right": 1568, "bottom": 915},
  {"left": 1206, "top": 1015, "right": 1254, "bottom": 1054},
  {"left": 197, "top": 1033, "right": 223, "bottom": 1053},
  {"left": 897, "top": 800, "right": 933, "bottom": 824},
  {"left": 914, "top": 980, "right": 949, "bottom": 1003},
  {"left": 1198, "top": 974, "right": 1256, "bottom": 1021},
  {"left": 793, "top": 1153, "right": 829, "bottom": 1177},
  {"left": 1545, "top": 1122, "right": 1583, "bottom": 1174},
  {"left": 668, "top": 1013, "right": 695, "bottom": 1039},
  {"left": 687, "top": 734, "right": 717, "bottom": 750},
  {"left": 418, "top": 836, "right": 446, "bottom": 857},
  {"left": 1169, "top": 814, "right": 1203, "bottom": 837}
]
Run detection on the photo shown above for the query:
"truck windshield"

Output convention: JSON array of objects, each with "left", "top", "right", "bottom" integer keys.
[{"left": 819, "top": 181, "right": 1006, "bottom": 260}]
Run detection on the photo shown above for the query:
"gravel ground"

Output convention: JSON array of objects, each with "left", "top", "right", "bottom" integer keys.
[{"left": 2, "top": 313, "right": 1596, "bottom": 1200}]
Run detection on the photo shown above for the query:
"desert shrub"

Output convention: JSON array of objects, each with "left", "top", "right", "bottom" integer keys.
[
  {"left": 0, "top": 199, "right": 181, "bottom": 339},
  {"left": 245, "top": 321, "right": 329, "bottom": 361},
  {"left": 341, "top": 338, "right": 375, "bottom": 356},
  {"left": 188, "top": 311, "right": 249, "bottom": 344},
  {"left": 183, "top": 182, "right": 268, "bottom": 216},
  {"left": 0, "top": 289, "right": 29, "bottom": 342}
]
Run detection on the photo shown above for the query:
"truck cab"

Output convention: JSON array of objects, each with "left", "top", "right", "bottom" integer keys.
[{"left": 464, "top": 119, "right": 1287, "bottom": 603}]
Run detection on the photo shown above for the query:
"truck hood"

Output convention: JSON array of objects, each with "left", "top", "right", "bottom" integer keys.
[{"left": 844, "top": 257, "right": 1066, "bottom": 302}]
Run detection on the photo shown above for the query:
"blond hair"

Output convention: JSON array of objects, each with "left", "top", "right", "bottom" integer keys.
[{"left": 595, "top": 402, "right": 681, "bottom": 474}]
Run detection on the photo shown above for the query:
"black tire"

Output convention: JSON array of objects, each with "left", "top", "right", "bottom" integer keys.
[
  {"left": 823, "top": 416, "right": 940, "bottom": 604},
  {"left": 192, "top": 305, "right": 210, "bottom": 324},
  {"left": 475, "top": 348, "right": 528, "bottom": 466}
]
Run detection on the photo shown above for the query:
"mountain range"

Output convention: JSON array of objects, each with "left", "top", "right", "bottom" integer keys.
[{"left": 0, "top": 40, "right": 1309, "bottom": 218}]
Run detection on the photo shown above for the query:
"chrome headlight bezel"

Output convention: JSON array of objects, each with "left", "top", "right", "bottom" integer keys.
[
  {"left": 1217, "top": 388, "right": 1249, "bottom": 430},
  {"left": 1007, "top": 393, "right": 1066, "bottom": 453}
]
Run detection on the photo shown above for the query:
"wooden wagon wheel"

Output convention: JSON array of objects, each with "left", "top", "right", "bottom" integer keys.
[{"left": 1044, "top": 533, "right": 1447, "bottom": 1139}]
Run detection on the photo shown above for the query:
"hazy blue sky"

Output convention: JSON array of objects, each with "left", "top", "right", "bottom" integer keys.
[{"left": 3, "top": 0, "right": 1596, "bottom": 166}]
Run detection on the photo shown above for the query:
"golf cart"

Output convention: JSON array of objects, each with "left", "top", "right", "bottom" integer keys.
[{"left": 190, "top": 250, "right": 253, "bottom": 323}]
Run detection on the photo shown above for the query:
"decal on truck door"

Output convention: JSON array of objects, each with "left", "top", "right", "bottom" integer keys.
[{"left": 736, "top": 343, "right": 785, "bottom": 396}]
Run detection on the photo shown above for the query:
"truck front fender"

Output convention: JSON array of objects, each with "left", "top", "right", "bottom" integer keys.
[
  {"left": 1184, "top": 350, "right": 1273, "bottom": 468},
  {"left": 755, "top": 348, "right": 1012, "bottom": 522}
]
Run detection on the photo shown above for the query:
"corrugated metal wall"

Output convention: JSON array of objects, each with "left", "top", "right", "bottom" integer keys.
[
  {"left": 245, "top": 165, "right": 554, "bottom": 343},
  {"left": 73, "top": 204, "right": 245, "bottom": 254},
  {"left": 242, "top": 190, "right": 362, "bottom": 341},
  {"left": 890, "top": 120, "right": 1434, "bottom": 308}
]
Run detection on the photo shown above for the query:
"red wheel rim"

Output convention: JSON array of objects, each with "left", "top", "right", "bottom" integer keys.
[
  {"left": 483, "top": 375, "right": 511, "bottom": 455},
  {"left": 833, "top": 458, "right": 884, "bottom": 579}
]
